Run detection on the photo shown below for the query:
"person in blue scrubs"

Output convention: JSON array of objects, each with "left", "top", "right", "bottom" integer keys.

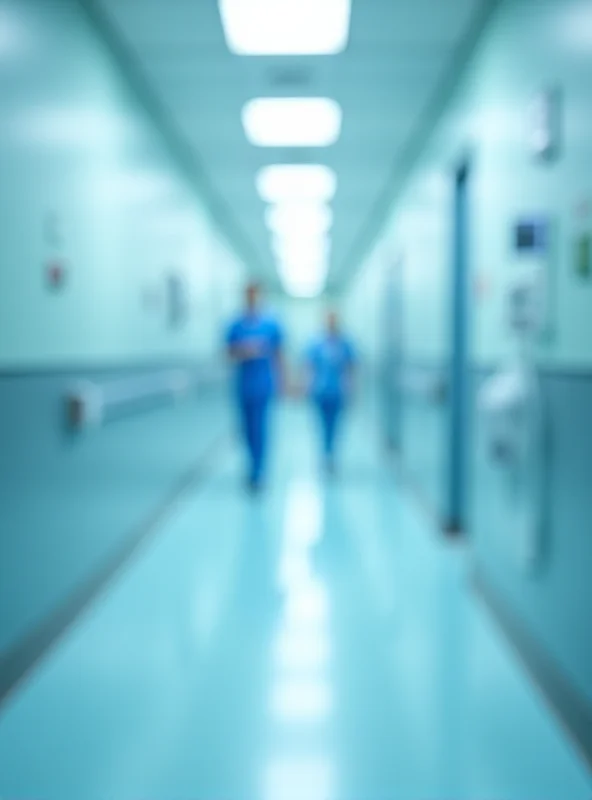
[
  {"left": 306, "top": 311, "right": 356, "bottom": 473},
  {"left": 226, "top": 282, "right": 284, "bottom": 492}
]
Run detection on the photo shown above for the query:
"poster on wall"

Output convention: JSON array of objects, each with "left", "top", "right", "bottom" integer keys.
[{"left": 526, "top": 87, "right": 562, "bottom": 163}]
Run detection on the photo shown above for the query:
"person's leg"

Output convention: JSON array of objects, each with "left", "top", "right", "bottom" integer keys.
[
  {"left": 249, "top": 399, "right": 269, "bottom": 487},
  {"left": 325, "top": 399, "right": 342, "bottom": 463},
  {"left": 316, "top": 398, "right": 338, "bottom": 471},
  {"left": 239, "top": 401, "right": 256, "bottom": 485},
  {"left": 315, "top": 399, "right": 329, "bottom": 459}
]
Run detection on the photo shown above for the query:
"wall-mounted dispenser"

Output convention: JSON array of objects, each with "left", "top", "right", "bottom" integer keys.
[
  {"left": 478, "top": 362, "right": 544, "bottom": 569},
  {"left": 477, "top": 215, "right": 551, "bottom": 570}
]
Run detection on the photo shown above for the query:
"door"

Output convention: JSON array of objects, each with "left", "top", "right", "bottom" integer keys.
[
  {"left": 380, "top": 256, "right": 403, "bottom": 451},
  {"left": 445, "top": 162, "right": 470, "bottom": 534}
]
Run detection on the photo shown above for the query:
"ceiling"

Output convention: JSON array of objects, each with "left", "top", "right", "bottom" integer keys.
[{"left": 96, "top": 0, "right": 489, "bottom": 291}]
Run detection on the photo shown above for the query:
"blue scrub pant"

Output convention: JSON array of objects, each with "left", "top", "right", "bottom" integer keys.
[
  {"left": 239, "top": 399, "right": 269, "bottom": 484},
  {"left": 316, "top": 397, "right": 343, "bottom": 459}
]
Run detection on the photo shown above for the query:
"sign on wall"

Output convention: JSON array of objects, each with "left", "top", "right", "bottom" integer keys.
[{"left": 526, "top": 87, "right": 562, "bottom": 162}]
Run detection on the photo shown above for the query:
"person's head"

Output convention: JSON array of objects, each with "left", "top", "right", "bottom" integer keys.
[
  {"left": 245, "top": 281, "right": 262, "bottom": 314},
  {"left": 325, "top": 309, "right": 340, "bottom": 336}
]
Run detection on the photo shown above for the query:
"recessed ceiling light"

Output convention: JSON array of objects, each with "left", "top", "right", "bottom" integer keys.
[
  {"left": 272, "top": 235, "right": 330, "bottom": 265},
  {"left": 265, "top": 204, "right": 333, "bottom": 237},
  {"left": 257, "top": 165, "right": 337, "bottom": 204},
  {"left": 242, "top": 98, "right": 342, "bottom": 148},
  {"left": 280, "top": 272, "right": 327, "bottom": 298},
  {"left": 277, "top": 258, "right": 329, "bottom": 287},
  {"left": 218, "top": 0, "right": 351, "bottom": 55}
]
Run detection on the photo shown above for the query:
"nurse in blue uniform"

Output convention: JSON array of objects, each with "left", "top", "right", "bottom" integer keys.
[
  {"left": 306, "top": 310, "right": 356, "bottom": 473},
  {"left": 226, "top": 282, "right": 284, "bottom": 492}
]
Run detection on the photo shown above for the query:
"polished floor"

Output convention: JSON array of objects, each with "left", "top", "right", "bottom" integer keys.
[{"left": 0, "top": 402, "right": 590, "bottom": 800}]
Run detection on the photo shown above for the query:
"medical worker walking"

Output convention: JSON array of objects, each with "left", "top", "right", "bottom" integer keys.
[
  {"left": 305, "top": 310, "right": 357, "bottom": 474},
  {"left": 226, "top": 282, "right": 285, "bottom": 492}
]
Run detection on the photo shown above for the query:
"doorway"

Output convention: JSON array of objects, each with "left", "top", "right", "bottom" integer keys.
[
  {"left": 445, "top": 161, "right": 471, "bottom": 535},
  {"left": 380, "top": 256, "right": 403, "bottom": 452}
]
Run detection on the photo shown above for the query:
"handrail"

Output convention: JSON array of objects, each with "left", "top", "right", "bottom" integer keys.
[{"left": 65, "top": 365, "right": 227, "bottom": 430}]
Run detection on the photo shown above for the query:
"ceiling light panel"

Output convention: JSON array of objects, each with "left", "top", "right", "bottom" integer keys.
[
  {"left": 243, "top": 98, "right": 342, "bottom": 147},
  {"left": 218, "top": 0, "right": 351, "bottom": 55},
  {"left": 280, "top": 273, "right": 327, "bottom": 298},
  {"left": 277, "top": 257, "right": 329, "bottom": 297},
  {"left": 265, "top": 204, "right": 333, "bottom": 236},
  {"left": 257, "top": 165, "right": 337, "bottom": 204},
  {"left": 277, "top": 256, "right": 329, "bottom": 281},
  {"left": 272, "top": 235, "right": 330, "bottom": 263},
  {"left": 278, "top": 264, "right": 329, "bottom": 285}
]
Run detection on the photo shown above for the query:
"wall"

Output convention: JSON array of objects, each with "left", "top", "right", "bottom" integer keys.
[
  {"left": 0, "top": 0, "right": 244, "bottom": 659},
  {"left": 346, "top": 0, "right": 592, "bottom": 705},
  {"left": 273, "top": 295, "right": 325, "bottom": 361}
]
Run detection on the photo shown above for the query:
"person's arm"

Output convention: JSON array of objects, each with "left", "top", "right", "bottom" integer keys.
[
  {"left": 228, "top": 341, "right": 261, "bottom": 363},
  {"left": 226, "top": 324, "right": 263, "bottom": 363}
]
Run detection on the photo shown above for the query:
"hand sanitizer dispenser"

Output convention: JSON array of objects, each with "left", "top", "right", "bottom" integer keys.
[{"left": 478, "top": 217, "right": 550, "bottom": 570}]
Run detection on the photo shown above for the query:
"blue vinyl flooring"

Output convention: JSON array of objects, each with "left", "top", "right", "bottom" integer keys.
[{"left": 0, "top": 402, "right": 590, "bottom": 799}]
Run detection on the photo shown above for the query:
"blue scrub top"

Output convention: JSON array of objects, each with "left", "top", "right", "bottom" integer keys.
[
  {"left": 306, "top": 335, "right": 356, "bottom": 401},
  {"left": 226, "top": 313, "right": 283, "bottom": 402}
]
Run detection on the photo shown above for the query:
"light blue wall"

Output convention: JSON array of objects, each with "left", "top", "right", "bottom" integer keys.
[
  {"left": 0, "top": 0, "right": 245, "bottom": 659},
  {"left": 274, "top": 295, "right": 326, "bottom": 360},
  {"left": 0, "top": 375, "right": 231, "bottom": 654},
  {"left": 0, "top": 0, "right": 244, "bottom": 368},
  {"left": 343, "top": 241, "right": 390, "bottom": 371},
  {"left": 347, "top": 0, "right": 592, "bottom": 702}
]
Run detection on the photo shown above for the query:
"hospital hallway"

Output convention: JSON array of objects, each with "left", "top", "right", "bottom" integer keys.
[
  {"left": 0, "top": 400, "right": 589, "bottom": 800},
  {"left": 3, "top": 0, "right": 592, "bottom": 793}
]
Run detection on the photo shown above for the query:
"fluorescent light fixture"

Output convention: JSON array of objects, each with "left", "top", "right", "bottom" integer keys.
[
  {"left": 265, "top": 204, "right": 333, "bottom": 237},
  {"left": 276, "top": 245, "right": 330, "bottom": 297},
  {"left": 218, "top": 0, "right": 351, "bottom": 55},
  {"left": 257, "top": 165, "right": 337, "bottom": 204},
  {"left": 243, "top": 98, "right": 342, "bottom": 147},
  {"left": 280, "top": 273, "right": 327, "bottom": 298},
  {"left": 272, "top": 236, "right": 330, "bottom": 265},
  {"left": 277, "top": 258, "right": 329, "bottom": 281}
]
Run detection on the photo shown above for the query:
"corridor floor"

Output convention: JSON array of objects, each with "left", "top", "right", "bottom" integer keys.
[{"left": 0, "top": 403, "right": 590, "bottom": 800}]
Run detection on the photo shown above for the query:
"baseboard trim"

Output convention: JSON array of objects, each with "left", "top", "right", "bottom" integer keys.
[
  {"left": 443, "top": 520, "right": 464, "bottom": 537},
  {"left": 472, "top": 565, "right": 592, "bottom": 773},
  {"left": 0, "top": 432, "right": 229, "bottom": 710},
  {"left": 387, "top": 451, "right": 467, "bottom": 542}
]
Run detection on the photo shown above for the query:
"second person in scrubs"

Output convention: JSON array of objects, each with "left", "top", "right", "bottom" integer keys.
[{"left": 305, "top": 311, "right": 357, "bottom": 474}]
